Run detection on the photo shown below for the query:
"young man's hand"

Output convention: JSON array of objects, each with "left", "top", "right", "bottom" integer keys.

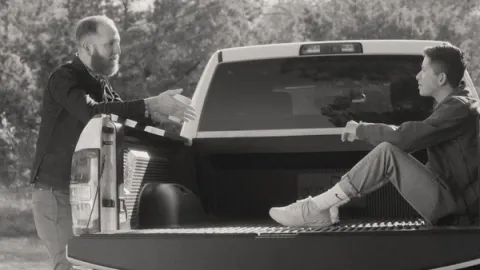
[
  {"left": 145, "top": 89, "right": 197, "bottom": 124},
  {"left": 341, "top": 120, "right": 360, "bottom": 142}
]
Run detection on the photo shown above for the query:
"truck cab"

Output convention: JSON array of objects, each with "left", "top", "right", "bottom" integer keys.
[{"left": 67, "top": 40, "right": 480, "bottom": 270}]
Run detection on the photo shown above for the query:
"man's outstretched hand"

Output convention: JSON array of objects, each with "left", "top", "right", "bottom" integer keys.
[
  {"left": 341, "top": 120, "right": 360, "bottom": 142},
  {"left": 145, "top": 89, "right": 197, "bottom": 124}
]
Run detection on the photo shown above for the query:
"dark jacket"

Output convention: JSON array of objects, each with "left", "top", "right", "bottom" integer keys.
[
  {"left": 31, "top": 55, "right": 150, "bottom": 190},
  {"left": 357, "top": 85, "right": 479, "bottom": 219}
]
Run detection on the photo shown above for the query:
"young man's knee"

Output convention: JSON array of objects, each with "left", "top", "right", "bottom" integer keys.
[
  {"left": 375, "top": 141, "right": 405, "bottom": 154},
  {"left": 377, "top": 141, "right": 395, "bottom": 150}
]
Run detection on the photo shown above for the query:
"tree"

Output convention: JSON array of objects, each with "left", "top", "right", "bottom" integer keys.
[
  {"left": 301, "top": 0, "right": 480, "bottom": 85},
  {"left": 111, "top": 0, "right": 263, "bottom": 100},
  {"left": 0, "top": 51, "right": 39, "bottom": 187},
  {"left": 250, "top": 0, "right": 310, "bottom": 44},
  {"left": 1, "top": 0, "right": 479, "bottom": 186}
]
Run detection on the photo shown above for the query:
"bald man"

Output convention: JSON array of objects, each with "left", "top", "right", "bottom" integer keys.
[{"left": 30, "top": 15, "right": 196, "bottom": 269}]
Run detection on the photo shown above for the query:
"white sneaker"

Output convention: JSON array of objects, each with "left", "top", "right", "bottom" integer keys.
[{"left": 269, "top": 196, "right": 338, "bottom": 228}]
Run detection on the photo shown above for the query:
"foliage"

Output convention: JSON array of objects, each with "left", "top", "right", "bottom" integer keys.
[
  {"left": 0, "top": 0, "right": 479, "bottom": 187},
  {"left": 0, "top": 51, "right": 39, "bottom": 187}
]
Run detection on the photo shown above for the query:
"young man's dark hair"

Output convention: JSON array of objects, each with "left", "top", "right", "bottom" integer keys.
[{"left": 423, "top": 44, "right": 467, "bottom": 88}]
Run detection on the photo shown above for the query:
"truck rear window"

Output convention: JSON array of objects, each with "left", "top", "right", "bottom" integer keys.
[{"left": 199, "top": 55, "right": 434, "bottom": 131}]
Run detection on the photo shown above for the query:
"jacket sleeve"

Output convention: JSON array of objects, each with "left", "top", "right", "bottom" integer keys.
[
  {"left": 48, "top": 67, "right": 150, "bottom": 125},
  {"left": 356, "top": 97, "right": 472, "bottom": 153}
]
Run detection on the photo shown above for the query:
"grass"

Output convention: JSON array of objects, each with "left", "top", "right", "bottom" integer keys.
[
  {"left": 0, "top": 188, "right": 38, "bottom": 237},
  {"left": 0, "top": 188, "right": 51, "bottom": 269},
  {"left": 0, "top": 237, "right": 50, "bottom": 270}
]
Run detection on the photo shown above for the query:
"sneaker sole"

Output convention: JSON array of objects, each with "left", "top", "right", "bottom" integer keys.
[{"left": 269, "top": 208, "right": 333, "bottom": 228}]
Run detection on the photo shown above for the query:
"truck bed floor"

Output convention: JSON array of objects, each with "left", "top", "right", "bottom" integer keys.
[{"left": 68, "top": 218, "right": 480, "bottom": 270}]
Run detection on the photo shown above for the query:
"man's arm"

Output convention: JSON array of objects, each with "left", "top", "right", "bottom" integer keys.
[
  {"left": 48, "top": 67, "right": 150, "bottom": 125},
  {"left": 108, "top": 86, "right": 159, "bottom": 126},
  {"left": 356, "top": 97, "right": 472, "bottom": 152}
]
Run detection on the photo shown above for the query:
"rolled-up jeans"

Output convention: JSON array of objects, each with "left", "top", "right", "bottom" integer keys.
[
  {"left": 337, "top": 142, "right": 457, "bottom": 225},
  {"left": 32, "top": 184, "right": 73, "bottom": 270}
]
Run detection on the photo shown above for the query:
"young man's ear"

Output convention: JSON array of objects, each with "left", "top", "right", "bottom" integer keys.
[{"left": 438, "top": 72, "right": 448, "bottom": 86}]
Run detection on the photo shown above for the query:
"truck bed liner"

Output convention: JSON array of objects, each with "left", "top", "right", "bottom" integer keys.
[
  {"left": 101, "top": 218, "right": 428, "bottom": 235},
  {"left": 67, "top": 219, "right": 480, "bottom": 270}
]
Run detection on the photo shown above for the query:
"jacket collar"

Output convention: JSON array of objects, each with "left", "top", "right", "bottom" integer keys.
[
  {"left": 433, "top": 81, "right": 471, "bottom": 110},
  {"left": 71, "top": 53, "right": 107, "bottom": 82}
]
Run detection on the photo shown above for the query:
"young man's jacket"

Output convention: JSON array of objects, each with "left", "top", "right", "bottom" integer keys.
[
  {"left": 30, "top": 55, "right": 152, "bottom": 190},
  {"left": 357, "top": 84, "right": 479, "bottom": 222}
]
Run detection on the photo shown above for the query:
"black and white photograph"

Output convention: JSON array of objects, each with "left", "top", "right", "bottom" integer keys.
[{"left": 1, "top": 0, "right": 480, "bottom": 269}]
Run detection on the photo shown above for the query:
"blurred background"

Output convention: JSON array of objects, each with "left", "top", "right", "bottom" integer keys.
[{"left": 0, "top": 0, "right": 479, "bottom": 268}]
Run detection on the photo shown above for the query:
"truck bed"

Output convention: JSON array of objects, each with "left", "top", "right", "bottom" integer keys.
[
  {"left": 67, "top": 218, "right": 480, "bottom": 270},
  {"left": 68, "top": 125, "right": 480, "bottom": 270}
]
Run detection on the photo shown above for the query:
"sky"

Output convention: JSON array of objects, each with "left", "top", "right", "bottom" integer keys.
[
  {"left": 130, "top": 0, "right": 155, "bottom": 11},
  {"left": 130, "top": 0, "right": 280, "bottom": 11}
]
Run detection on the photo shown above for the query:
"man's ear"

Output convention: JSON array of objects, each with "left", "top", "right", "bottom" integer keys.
[
  {"left": 82, "top": 42, "right": 93, "bottom": 56},
  {"left": 438, "top": 72, "right": 448, "bottom": 86}
]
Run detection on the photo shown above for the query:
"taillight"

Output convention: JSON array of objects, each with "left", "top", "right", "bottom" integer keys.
[{"left": 70, "top": 149, "right": 101, "bottom": 236}]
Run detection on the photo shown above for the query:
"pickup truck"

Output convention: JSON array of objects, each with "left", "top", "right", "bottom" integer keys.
[{"left": 66, "top": 40, "right": 480, "bottom": 270}]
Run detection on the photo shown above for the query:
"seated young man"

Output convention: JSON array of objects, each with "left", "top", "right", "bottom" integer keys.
[{"left": 269, "top": 44, "right": 479, "bottom": 227}]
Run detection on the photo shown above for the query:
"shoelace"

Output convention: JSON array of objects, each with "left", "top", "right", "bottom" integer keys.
[
  {"left": 301, "top": 198, "right": 318, "bottom": 222},
  {"left": 284, "top": 197, "right": 319, "bottom": 222},
  {"left": 286, "top": 196, "right": 313, "bottom": 211},
  {"left": 288, "top": 197, "right": 331, "bottom": 224}
]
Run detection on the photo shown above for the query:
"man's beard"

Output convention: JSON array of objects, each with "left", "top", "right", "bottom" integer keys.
[{"left": 90, "top": 49, "right": 119, "bottom": 77}]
